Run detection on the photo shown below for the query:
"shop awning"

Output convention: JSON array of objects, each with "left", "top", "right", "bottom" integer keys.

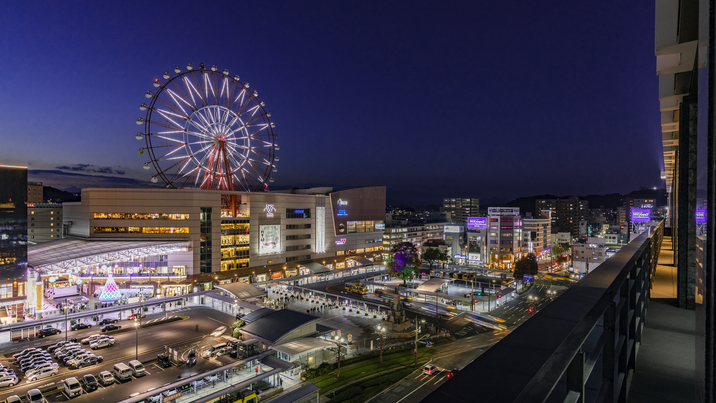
[
  {"left": 346, "top": 257, "right": 373, "bottom": 266},
  {"left": 415, "top": 278, "right": 453, "bottom": 293},
  {"left": 215, "top": 282, "right": 266, "bottom": 299},
  {"left": 299, "top": 262, "right": 330, "bottom": 274}
]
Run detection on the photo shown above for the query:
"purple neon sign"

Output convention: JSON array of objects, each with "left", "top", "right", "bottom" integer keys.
[
  {"left": 631, "top": 208, "right": 651, "bottom": 223},
  {"left": 696, "top": 209, "right": 707, "bottom": 223},
  {"left": 467, "top": 217, "right": 487, "bottom": 229}
]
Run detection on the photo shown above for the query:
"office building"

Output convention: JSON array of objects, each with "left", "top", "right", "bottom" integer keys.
[
  {"left": 571, "top": 237, "right": 606, "bottom": 274},
  {"left": 535, "top": 197, "right": 589, "bottom": 238},
  {"left": 383, "top": 222, "right": 448, "bottom": 258},
  {"left": 28, "top": 203, "right": 63, "bottom": 243},
  {"left": 27, "top": 182, "right": 43, "bottom": 204},
  {"left": 0, "top": 165, "right": 28, "bottom": 314},
  {"left": 522, "top": 210, "right": 551, "bottom": 256},
  {"left": 442, "top": 198, "right": 479, "bottom": 226},
  {"left": 486, "top": 207, "right": 522, "bottom": 269}
]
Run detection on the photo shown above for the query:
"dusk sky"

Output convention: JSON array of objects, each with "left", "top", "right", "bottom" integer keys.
[{"left": 0, "top": 2, "right": 661, "bottom": 205}]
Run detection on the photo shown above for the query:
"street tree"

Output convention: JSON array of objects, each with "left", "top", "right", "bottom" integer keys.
[
  {"left": 514, "top": 253, "right": 539, "bottom": 280},
  {"left": 423, "top": 248, "right": 441, "bottom": 269},
  {"left": 389, "top": 242, "right": 418, "bottom": 285}
]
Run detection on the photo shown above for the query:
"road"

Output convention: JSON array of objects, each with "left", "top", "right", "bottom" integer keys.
[{"left": 0, "top": 307, "right": 237, "bottom": 401}]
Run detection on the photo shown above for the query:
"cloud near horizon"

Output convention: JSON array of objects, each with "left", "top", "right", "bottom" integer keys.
[
  {"left": 29, "top": 169, "right": 152, "bottom": 192},
  {"left": 55, "top": 164, "right": 126, "bottom": 175}
]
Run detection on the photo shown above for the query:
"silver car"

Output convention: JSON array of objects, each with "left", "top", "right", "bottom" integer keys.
[
  {"left": 26, "top": 367, "right": 58, "bottom": 383},
  {"left": 0, "top": 375, "right": 19, "bottom": 388}
]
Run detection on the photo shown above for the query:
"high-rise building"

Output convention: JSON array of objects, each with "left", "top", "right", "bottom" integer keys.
[
  {"left": 0, "top": 164, "right": 29, "bottom": 310},
  {"left": 486, "top": 207, "right": 522, "bottom": 269},
  {"left": 27, "top": 181, "right": 43, "bottom": 204},
  {"left": 28, "top": 203, "right": 63, "bottom": 243},
  {"left": 442, "top": 198, "right": 479, "bottom": 226},
  {"left": 626, "top": 198, "right": 656, "bottom": 223},
  {"left": 535, "top": 197, "right": 589, "bottom": 238},
  {"left": 523, "top": 210, "right": 552, "bottom": 256}
]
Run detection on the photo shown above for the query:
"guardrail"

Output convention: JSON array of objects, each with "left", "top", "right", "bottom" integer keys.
[{"left": 424, "top": 221, "right": 664, "bottom": 403}]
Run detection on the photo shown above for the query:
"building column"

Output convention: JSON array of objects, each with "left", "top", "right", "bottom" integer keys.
[{"left": 677, "top": 99, "right": 697, "bottom": 309}]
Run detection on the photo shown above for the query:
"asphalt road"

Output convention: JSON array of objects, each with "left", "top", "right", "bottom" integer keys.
[{"left": 0, "top": 307, "right": 236, "bottom": 401}]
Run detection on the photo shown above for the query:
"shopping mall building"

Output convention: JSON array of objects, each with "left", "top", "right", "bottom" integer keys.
[{"left": 29, "top": 186, "right": 386, "bottom": 296}]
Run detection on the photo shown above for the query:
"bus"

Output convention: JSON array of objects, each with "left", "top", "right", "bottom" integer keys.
[
  {"left": 461, "top": 273, "right": 475, "bottom": 281},
  {"left": 464, "top": 312, "right": 507, "bottom": 330},
  {"left": 545, "top": 272, "right": 571, "bottom": 281},
  {"left": 345, "top": 282, "right": 368, "bottom": 294}
]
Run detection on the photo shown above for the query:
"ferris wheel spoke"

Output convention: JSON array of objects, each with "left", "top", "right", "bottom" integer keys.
[
  {"left": 185, "top": 130, "right": 214, "bottom": 140},
  {"left": 155, "top": 108, "right": 189, "bottom": 126},
  {"left": 165, "top": 89, "right": 195, "bottom": 116},
  {"left": 153, "top": 155, "right": 192, "bottom": 177},
  {"left": 183, "top": 76, "right": 204, "bottom": 108},
  {"left": 155, "top": 145, "right": 188, "bottom": 161}
]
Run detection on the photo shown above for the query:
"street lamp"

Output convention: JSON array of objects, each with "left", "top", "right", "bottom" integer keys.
[
  {"left": 333, "top": 335, "right": 345, "bottom": 378},
  {"left": 134, "top": 321, "right": 139, "bottom": 360},
  {"left": 376, "top": 326, "right": 386, "bottom": 364},
  {"left": 64, "top": 306, "right": 68, "bottom": 341}
]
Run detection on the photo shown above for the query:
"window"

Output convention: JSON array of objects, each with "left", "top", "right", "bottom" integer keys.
[
  {"left": 93, "top": 213, "right": 190, "bottom": 220},
  {"left": 286, "top": 244, "right": 311, "bottom": 251},
  {"left": 286, "top": 224, "right": 311, "bottom": 230},
  {"left": 286, "top": 254, "right": 311, "bottom": 262},
  {"left": 286, "top": 234, "right": 311, "bottom": 240},
  {"left": 285, "top": 209, "right": 311, "bottom": 219}
]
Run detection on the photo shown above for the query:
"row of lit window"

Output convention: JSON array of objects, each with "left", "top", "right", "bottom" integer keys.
[
  {"left": 220, "top": 258, "right": 250, "bottom": 271},
  {"left": 221, "top": 246, "right": 249, "bottom": 259},
  {"left": 93, "top": 213, "right": 190, "bottom": 220},
  {"left": 221, "top": 235, "right": 250, "bottom": 246},
  {"left": 93, "top": 227, "right": 189, "bottom": 234},
  {"left": 221, "top": 223, "right": 250, "bottom": 230},
  {"left": 346, "top": 221, "right": 385, "bottom": 233}
]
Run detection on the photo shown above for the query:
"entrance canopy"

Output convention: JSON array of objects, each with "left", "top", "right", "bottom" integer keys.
[
  {"left": 346, "top": 257, "right": 373, "bottom": 266},
  {"left": 299, "top": 262, "right": 330, "bottom": 274},
  {"left": 270, "top": 337, "right": 336, "bottom": 357},
  {"left": 415, "top": 278, "right": 453, "bottom": 293},
  {"left": 215, "top": 282, "right": 266, "bottom": 300}
]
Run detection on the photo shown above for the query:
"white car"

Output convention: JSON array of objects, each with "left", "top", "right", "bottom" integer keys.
[
  {"left": 26, "top": 389, "right": 46, "bottom": 403},
  {"left": 80, "top": 334, "right": 101, "bottom": 345},
  {"left": 90, "top": 338, "right": 115, "bottom": 350},
  {"left": 25, "top": 363, "right": 58, "bottom": 377},
  {"left": 26, "top": 367, "right": 58, "bottom": 382},
  {"left": 0, "top": 375, "right": 19, "bottom": 388},
  {"left": 63, "top": 377, "right": 82, "bottom": 398}
]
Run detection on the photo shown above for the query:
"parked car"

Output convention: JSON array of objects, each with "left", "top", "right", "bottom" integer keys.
[
  {"left": 63, "top": 351, "right": 89, "bottom": 366},
  {"left": 101, "top": 324, "right": 121, "bottom": 332},
  {"left": 186, "top": 349, "right": 197, "bottom": 367},
  {"left": 26, "top": 389, "right": 46, "bottom": 403},
  {"left": 56, "top": 348, "right": 83, "bottom": 362},
  {"left": 5, "top": 395, "right": 21, "bottom": 403},
  {"left": 127, "top": 313, "right": 146, "bottom": 320},
  {"left": 70, "top": 323, "right": 91, "bottom": 331},
  {"left": 48, "top": 341, "right": 71, "bottom": 353},
  {"left": 97, "top": 371, "right": 114, "bottom": 386},
  {"left": 0, "top": 374, "right": 19, "bottom": 387},
  {"left": 25, "top": 363, "right": 58, "bottom": 377},
  {"left": 54, "top": 344, "right": 80, "bottom": 358},
  {"left": 13, "top": 348, "right": 38, "bottom": 360},
  {"left": 81, "top": 374, "right": 98, "bottom": 392},
  {"left": 69, "top": 354, "right": 102, "bottom": 369},
  {"left": 26, "top": 367, "right": 58, "bottom": 382},
  {"left": 19, "top": 354, "right": 50, "bottom": 367},
  {"left": 62, "top": 377, "right": 82, "bottom": 398},
  {"left": 21, "top": 359, "right": 53, "bottom": 373},
  {"left": 90, "top": 338, "right": 114, "bottom": 350},
  {"left": 0, "top": 368, "right": 16, "bottom": 377},
  {"left": 446, "top": 368, "right": 461, "bottom": 379},
  {"left": 36, "top": 328, "right": 61, "bottom": 338},
  {"left": 98, "top": 318, "right": 118, "bottom": 325},
  {"left": 80, "top": 334, "right": 101, "bottom": 345}
]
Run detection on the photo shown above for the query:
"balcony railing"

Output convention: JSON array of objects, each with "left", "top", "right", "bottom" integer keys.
[{"left": 425, "top": 221, "right": 664, "bottom": 403}]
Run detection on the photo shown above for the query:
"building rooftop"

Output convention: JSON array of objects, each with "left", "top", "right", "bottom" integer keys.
[{"left": 240, "top": 309, "right": 320, "bottom": 344}]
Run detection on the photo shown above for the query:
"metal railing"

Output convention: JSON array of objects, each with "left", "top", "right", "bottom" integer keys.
[{"left": 424, "top": 221, "right": 664, "bottom": 403}]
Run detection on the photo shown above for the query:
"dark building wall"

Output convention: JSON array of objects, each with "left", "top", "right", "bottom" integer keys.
[{"left": 0, "top": 166, "right": 28, "bottom": 283}]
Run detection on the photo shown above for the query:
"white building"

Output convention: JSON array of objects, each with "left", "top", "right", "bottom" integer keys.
[
  {"left": 522, "top": 211, "right": 552, "bottom": 256},
  {"left": 571, "top": 237, "right": 607, "bottom": 274}
]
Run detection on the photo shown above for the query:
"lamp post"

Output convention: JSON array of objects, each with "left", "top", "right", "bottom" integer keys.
[
  {"left": 376, "top": 326, "right": 386, "bottom": 364},
  {"left": 333, "top": 336, "right": 345, "bottom": 378},
  {"left": 64, "top": 306, "right": 68, "bottom": 341},
  {"left": 134, "top": 321, "right": 139, "bottom": 360}
]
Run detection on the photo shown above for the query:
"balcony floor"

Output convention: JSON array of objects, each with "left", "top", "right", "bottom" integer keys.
[{"left": 628, "top": 238, "right": 698, "bottom": 402}]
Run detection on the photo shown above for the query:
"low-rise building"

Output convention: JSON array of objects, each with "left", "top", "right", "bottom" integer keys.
[{"left": 571, "top": 237, "right": 607, "bottom": 274}]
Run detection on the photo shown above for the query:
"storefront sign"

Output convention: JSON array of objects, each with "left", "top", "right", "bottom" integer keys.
[
  {"left": 263, "top": 204, "right": 276, "bottom": 218},
  {"left": 467, "top": 217, "right": 487, "bottom": 229},
  {"left": 337, "top": 209, "right": 348, "bottom": 217},
  {"left": 337, "top": 199, "right": 348, "bottom": 206},
  {"left": 631, "top": 208, "right": 650, "bottom": 222},
  {"left": 454, "top": 254, "right": 466, "bottom": 259},
  {"left": 375, "top": 223, "right": 385, "bottom": 230},
  {"left": 444, "top": 225, "right": 461, "bottom": 233},
  {"left": 335, "top": 238, "right": 347, "bottom": 245},
  {"left": 696, "top": 209, "right": 707, "bottom": 223},
  {"left": 468, "top": 253, "right": 481, "bottom": 261},
  {"left": 488, "top": 207, "right": 520, "bottom": 215}
]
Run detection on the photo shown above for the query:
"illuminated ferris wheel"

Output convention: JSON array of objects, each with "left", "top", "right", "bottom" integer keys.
[{"left": 136, "top": 63, "right": 278, "bottom": 191}]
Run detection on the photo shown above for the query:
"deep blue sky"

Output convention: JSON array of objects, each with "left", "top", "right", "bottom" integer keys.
[{"left": 0, "top": 1, "right": 662, "bottom": 205}]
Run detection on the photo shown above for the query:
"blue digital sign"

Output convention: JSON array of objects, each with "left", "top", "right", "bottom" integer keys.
[
  {"left": 337, "top": 209, "right": 348, "bottom": 216},
  {"left": 294, "top": 209, "right": 304, "bottom": 214}
]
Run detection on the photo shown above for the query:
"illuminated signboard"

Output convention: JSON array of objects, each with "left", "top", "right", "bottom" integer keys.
[
  {"left": 487, "top": 207, "right": 520, "bottom": 215},
  {"left": 631, "top": 208, "right": 651, "bottom": 222},
  {"left": 696, "top": 209, "right": 707, "bottom": 223},
  {"left": 293, "top": 209, "right": 304, "bottom": 214},
  {"left": 444, "top": 225, "right": 461, "bottom": 233},
  {"left": 337, "top": 209, "right": 348, "bottom": 217},
  {"left": 467, "top": 217, "right": 487, "bottom": 229},
  {"left": 335, "top": 238, "right": 347, "bottom": 245},
  {"left": 337, "top": 199, "right": 348, "bottom": 206},
  {"left": 468, "top": 253, "right": 481, "bottom": 262},
  {"left": 263, "top": 204, "right": 276, "bottom": 218},
  {"left": 259, "top": 225, "right": 281, "bottom": 254},
  {"left": 375, "top": 223, "right": 385, "bottom": 230}
]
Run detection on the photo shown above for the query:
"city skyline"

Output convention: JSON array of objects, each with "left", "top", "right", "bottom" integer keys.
[{"left": 2, "top": 2, "right": 661, "bottom": 204}]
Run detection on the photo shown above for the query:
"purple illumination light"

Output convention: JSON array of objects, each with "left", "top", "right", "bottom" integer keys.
[
  {"left": 696, "top": 209, "right": 707, "bottom": 223},
  {"left": 631, "top": 208, "right": 651, "bottom": 223},
  {"left": 467, "top": 217, "right": 487, "bottom": 229}
]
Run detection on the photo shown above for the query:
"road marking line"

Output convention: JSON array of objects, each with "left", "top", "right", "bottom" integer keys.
[{"left": 434, "top": 375, "right": 445, "bottom": 384}]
